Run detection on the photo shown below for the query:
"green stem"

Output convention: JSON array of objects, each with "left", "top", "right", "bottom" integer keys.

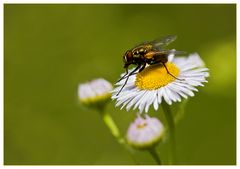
[
  {"left": 101, "top": 111, "right": 124, "bottom": 143},
  {"left": 162, "top": 101, "right": 176, "bottom": 165},
  {"left": 149, "top": 148, "right": 161, "bottom": 165},
  {"left": 97, "top": 108, "right": 138, "bottom": 164}
]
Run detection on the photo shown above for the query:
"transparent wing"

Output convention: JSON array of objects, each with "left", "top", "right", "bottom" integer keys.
[
  {"left": 131, "top": 40, "right": 150, "bottom": 49},
  {"left": 151, "top": 50, "right": 186, "bottom": 55},
  {"left": 131, "top": 35, "right": 177, "bottom": 50},
  {"left": 151, "top": 35, "right": 177, "bottom": 49}
]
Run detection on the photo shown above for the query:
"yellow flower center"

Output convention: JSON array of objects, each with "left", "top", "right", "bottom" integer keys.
[
  {"left": 135, "top": 62, "right": 180, "bottom": 90},
  {"left": 137, "top": 122, "right": 147, "bottom": 129}
]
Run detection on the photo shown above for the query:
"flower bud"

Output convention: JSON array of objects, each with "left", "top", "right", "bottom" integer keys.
[
  {"left": 78, "top": 78, "right": 113, "bottom": 109},
  {"left": 126, "top": 115, "right": 165, "bottom": 149}
]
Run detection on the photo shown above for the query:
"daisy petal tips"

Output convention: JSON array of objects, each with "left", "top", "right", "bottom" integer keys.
[{"left": 112, "top": 53, "right": 209, "bottom": 113}]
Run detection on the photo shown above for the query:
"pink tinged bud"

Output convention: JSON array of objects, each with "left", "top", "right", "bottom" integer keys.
[{"left": 126, "top": 115, "right": 165, "bottom": 149}]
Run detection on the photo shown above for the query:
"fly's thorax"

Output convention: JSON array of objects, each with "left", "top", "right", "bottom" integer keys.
[
  {"left": 144, "top": 51, "right": 155, "bottom": 59},
  {"left": 132, "top": 44, "right": 153, "bottom": 56}
]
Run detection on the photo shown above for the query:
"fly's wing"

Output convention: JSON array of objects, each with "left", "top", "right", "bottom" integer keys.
[
  {"left": 151, "top": 35, "right": 177, "bottom": 50},
  {"left": 151, "top": 50, "right": 186, "bottom": 55},
  {"left": 131, "top": 40, "right": 151, "bottom": 49},
  {"left": 131, "top": 35, "right": 177, "bottom": 50}
]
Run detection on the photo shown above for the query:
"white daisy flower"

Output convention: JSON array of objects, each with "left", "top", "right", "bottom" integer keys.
[
  {"left": 112, "top": 52, "right": 209, "bottom": 113},
  {"left": 127, "top": 115, "right": 165, "bottom": 149},
  {"left": 78, "top": 78, "right": 113, "bottom": 107}
]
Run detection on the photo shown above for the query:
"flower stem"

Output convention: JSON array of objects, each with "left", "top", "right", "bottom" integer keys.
[
  {"left": 162, "top": 102, "right": 176, "bottom": 165},
  {"left": 149, "top": 148, "right": 161, "bottom": 165},
  {"left": 101, "top": 111, "right": 124, "bottom": 144},
  {"left": 97, "top": 107, "right": 138, "bottom": 164}
]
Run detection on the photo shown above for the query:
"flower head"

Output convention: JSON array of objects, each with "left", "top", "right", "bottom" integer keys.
[
  {"left": 112, "top": 52, "right": 209, "bottom": 113},
  {"left": 78, "top": 78, "right": 113, "bottom": 108},
  {"left": 127, "top": 115, "right": 165, "bottom": 149}
]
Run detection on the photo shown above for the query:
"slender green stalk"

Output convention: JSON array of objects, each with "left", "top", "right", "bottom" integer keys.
[
  {"left": 149, "top": 148, "right": 161, "bottom": 165},
  {"left": 101, "top": 111, "right": 124, "bottom": 143},
  {"left": 97, "top": 107, "right": 138, "bottom": 164},
  {"left": 162, "top": 102, "right": 176, "bottom": 165}
]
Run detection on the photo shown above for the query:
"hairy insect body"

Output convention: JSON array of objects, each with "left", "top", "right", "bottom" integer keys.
[{"left": 117, "top": 35, "right": 180, "bottom": 96}]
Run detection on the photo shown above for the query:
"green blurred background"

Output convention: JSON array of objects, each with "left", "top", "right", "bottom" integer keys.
[{"left": 4, "top": 4, "right": 236, "bottom": 165}]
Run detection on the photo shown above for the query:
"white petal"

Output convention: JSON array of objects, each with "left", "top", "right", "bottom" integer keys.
[
  {"left": 140, "top": 92, "right": 153, "bottom": 112},
  {"left": 174, "top": 53, "right": 205, "bottom": 71},
  {"left": 181, "top": 64, "right": 202, "bottom": 72},
  {"left": 165, "top": 87, "right": 177, "bottom": 102},
  {"left": 180, "top": 71, "right": 209, "bottom": 77},
  {"left": 166, "top": 85, "right": 181, "bottom": 102},
  {"left": 187, "top": 53, "right": 205, "bottom": 67},
  {"left": 133, "top": 90, "right": 148, "bottom": 110},
  {"left": 168, "top": 83, "right": 188, "bottom": 99},
  {"left": 174, "top": 81, "right": 198, "bottom": 92},
  {"left": 171, "top": 82, "right": 195, "bottom": 97},
  {"left": 168, "top": 50, "right": 175, "bottom": 62},
  {"left": 184, "top": 80, "right": 204, "bottom": 87},
  {"left": 185, "top": 67, "right": 209, "bottom": 73},
  {"left": 115, "top": 91, "right": 137, "bottom": 107},
  {"left": 126, "top": 90, "right": 145, "bottom": 111},
  {"left": 153, "top": 94, "right": 159, "bottom": 110},
  {"left": 162, "top": 87, "right": 172, "bottom": 105},
  {"left": 145, "top": 91, "right": 157, "bottom": 113},
  {"left": 157, "top": 88, "right": 163, "bottom": 104}
]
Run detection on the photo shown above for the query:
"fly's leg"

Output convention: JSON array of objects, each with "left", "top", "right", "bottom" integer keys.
[
  {"left": 117, "top": 63, "right": 146, "bottom": 82},
  {"left": 116, "top": 64, "right": 141, "bottom": 96},
  {"left": 162, "top": 62, "right": 183, "bottom": 81},
  {"left": 138, "top": 62, "right": 146, "bottom": 72},
  {"left": 117, "top": 68, "right": 129, "bottom": 83}
]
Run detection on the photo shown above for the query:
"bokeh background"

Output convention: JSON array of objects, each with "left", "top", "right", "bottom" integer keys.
[{"left": 4, "top": 4, "right": 236, "bottom": 165}]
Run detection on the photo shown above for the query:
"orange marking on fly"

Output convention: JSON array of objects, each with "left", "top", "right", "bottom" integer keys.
[
  {"left": 116, "top": 35, "right": 179, "bottom": 96},
  {"left": 144, "top": 51, "right": 156, "bottom": 59}
]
